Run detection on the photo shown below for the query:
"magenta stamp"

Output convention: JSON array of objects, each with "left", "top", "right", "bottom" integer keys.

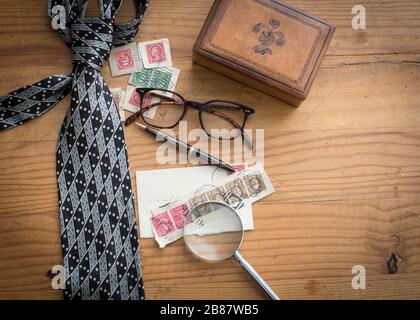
[
  {"left": 169, "top": 203, "right": 189, "bottom": 229},
  {"left": 123, "top": 85, "right": 158, "bottom": 119},
  {"left": 138, "top": 38, "right": 173, "bottom": 69},
  {"left": 128, "top": 88, "right": 141, "bottom": 107},
  {"left": 233, "top": 164, "right": 246, "bottom": 172},
  {"left": 109, "top": 42, "right": 144, "bottom": 77},
  {"left": 122, "top": 85, "right": 139, "bottom": 113},
  {"left": 152, "top": 211, "right": 175, "bottom": 237},
  {"left": 146, "top": 43, "right": 166, "bottom": 63},
  {"left": 115, "top": 49, "right": 134, "bottom": 71}
]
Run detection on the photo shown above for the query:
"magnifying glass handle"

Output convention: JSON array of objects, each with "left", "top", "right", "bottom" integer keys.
[{"left": 232, "top": 251, "right": 280, "bottom": 300}]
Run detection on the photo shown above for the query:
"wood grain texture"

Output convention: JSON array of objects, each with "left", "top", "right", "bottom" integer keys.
[{"left": 0, "top": 0, "right": 420, "bottom": 300}]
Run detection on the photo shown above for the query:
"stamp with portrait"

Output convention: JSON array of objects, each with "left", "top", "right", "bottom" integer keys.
[{"left": 138, "top": 38, "right": 173, "bottom": 69}]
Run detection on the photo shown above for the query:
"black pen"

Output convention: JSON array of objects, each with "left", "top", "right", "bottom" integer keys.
[{"left": 136, "top": 123, "right": 236, "bottom": 173}]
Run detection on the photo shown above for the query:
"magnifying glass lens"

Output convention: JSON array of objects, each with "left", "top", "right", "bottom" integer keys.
[{"left": 183, "top": 202, "right": 243, "bottom": 262}]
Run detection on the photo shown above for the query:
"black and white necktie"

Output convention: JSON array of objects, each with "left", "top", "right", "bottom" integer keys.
[{"left": 0, "top": 0, "right": 149, "bottom": 300}]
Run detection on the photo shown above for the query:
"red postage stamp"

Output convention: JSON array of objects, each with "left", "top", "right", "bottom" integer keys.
[
  {"left": 115, "top": 48, "right": 134, "bottom": 71},
  {"left": 233, "top": 164, "right": 246, "bottom": 172},
  {"left": 109, "top": 43, "right": 143, "bottom": 77},
  {"left": 128, "top": 88, "right": 141, "bottom": 107},
  {"left": 138, "top": 38, "right": 173, "bottom": 69},
  {"left": 169, "top": 203, "right": 189, "bottom": 229},
  {"left": 151, "top": 212, "right": 175, "bottom": 237},
  {"left": 122, "top": 85, "right": 157, "bottom": 119},
  {"left": 146, "top": 43, "right": 166, "bottom": 63}
]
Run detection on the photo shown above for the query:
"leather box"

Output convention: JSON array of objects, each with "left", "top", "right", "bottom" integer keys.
[{"left": 193, "top": 0, "right": 335, "bottom": 106}]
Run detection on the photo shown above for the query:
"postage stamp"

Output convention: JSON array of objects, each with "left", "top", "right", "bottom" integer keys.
[
  {"left": 138, "top": 38, "right": 173, "bottom": 69},
  {"left": 128, "top": 88, "right": 142, "bottom": 107},
  {"left": 122, "top": 85, "right": 158, "bottom": 119},
  {"left": 169, "top": 203, "right": 190, "bottom": 229},
  {"left": 116, "top": 49, "right": 134, "bottom": 70},
  {"left": 151, "top": 211, "right": 175, "bottom": 237},
  {"left": 109, "top": 42, "right": 144, "bottom": 77},
  {"left": 188, "top": 193, "right": 209, "bottom": 210},
  {"left": 146, "top": 42, "right": 166, "bottom": 63},
  {"left": 129, "top": 67, "right": 180, "bottom": 92},
  {"left": 243, "top": 173, "right": 265, "bottom": 197},
  {"left": 122, "top": 85, "right": 140, "bottom": 114}
]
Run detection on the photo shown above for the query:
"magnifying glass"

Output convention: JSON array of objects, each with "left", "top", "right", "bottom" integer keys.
[{"left": 183, "top": 201, "right": 280, "bottom": 300}]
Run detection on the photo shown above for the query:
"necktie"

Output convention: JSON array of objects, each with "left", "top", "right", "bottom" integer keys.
[{"left": 0, "top": 0, "right": 149, "bottom": 300}]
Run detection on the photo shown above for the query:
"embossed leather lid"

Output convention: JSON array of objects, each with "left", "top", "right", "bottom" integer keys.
[{"left": 193, "top": 0, "right": 335, "bottom": 106}]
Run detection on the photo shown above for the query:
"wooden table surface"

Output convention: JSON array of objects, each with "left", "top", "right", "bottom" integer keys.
[{"left": 1, "top": 0, "right": 420, "bottom": 300}]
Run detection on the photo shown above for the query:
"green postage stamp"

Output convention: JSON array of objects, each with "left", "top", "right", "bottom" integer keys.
[{"left": 129, "top": 66, "right": 180, "bottom": 91}]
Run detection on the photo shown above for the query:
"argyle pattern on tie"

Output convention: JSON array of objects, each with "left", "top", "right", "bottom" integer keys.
[{"left": 0, "top": 0, "right": 149, "bottom": 300}]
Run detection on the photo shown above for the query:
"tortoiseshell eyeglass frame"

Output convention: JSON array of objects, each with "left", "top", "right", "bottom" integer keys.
[{"left": 124, "top": 88, "right": 256, "bottom": 149}]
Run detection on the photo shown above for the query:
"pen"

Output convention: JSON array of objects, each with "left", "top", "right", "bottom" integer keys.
[{"left": 135, "top": 123, "right": 236, "bottom": 173}]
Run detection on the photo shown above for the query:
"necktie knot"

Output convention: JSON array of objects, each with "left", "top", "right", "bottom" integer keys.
[{"left": 71, "top": 18, "right": 114, "bottom": 71}]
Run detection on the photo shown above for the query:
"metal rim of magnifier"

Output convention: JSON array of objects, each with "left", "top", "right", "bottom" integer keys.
[{"left": 183, "top": 201, "right": 245, "bottom": 263}]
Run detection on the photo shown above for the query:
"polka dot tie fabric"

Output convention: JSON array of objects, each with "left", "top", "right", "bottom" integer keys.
[{"left": 0, "top": 0, "right": 149, "bottom": 300}]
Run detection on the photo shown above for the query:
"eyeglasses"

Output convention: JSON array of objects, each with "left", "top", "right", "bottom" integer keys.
[{"left": 124, "top": 88, "right": 256, "bottom": 149}]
